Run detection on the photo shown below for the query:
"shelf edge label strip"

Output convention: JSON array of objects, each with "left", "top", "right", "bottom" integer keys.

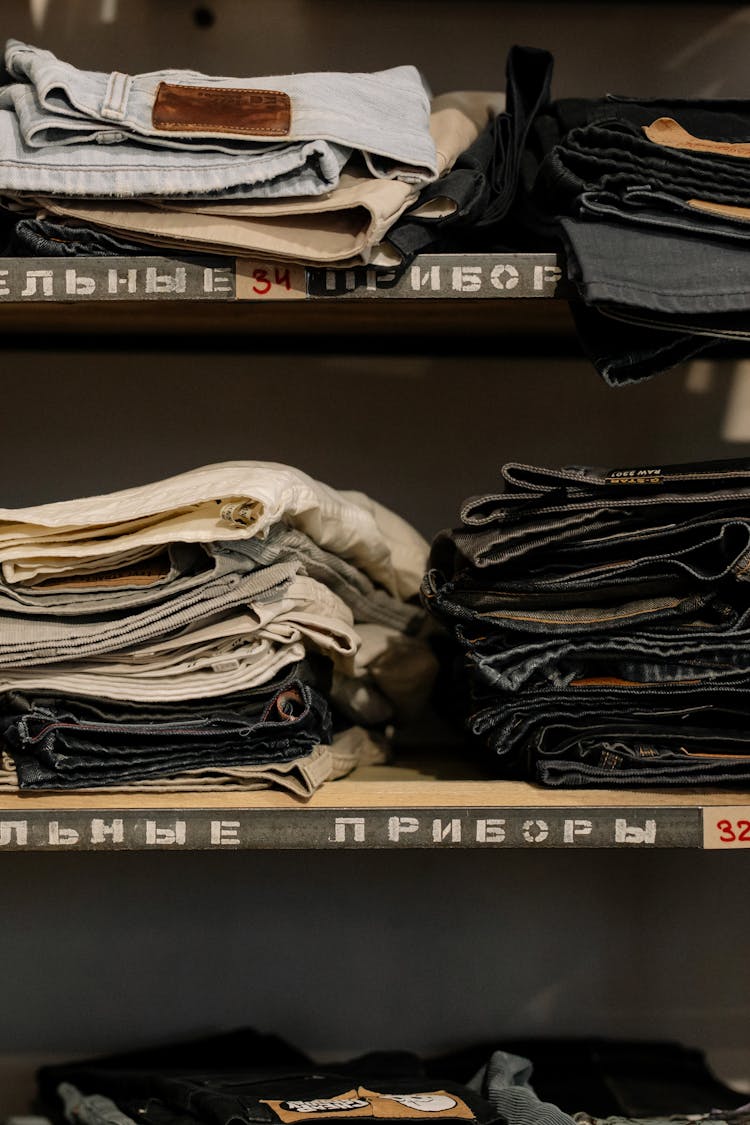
[
  {"left": 0, "top": 806, "right": 701, "bottom": 851},
  {"left": 0, "top": 254, "right": 567, "bottom": 303}
]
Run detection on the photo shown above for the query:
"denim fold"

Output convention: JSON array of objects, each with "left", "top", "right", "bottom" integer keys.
[{"left": 423, "top": 457, "right": 750, "bottom": 787}]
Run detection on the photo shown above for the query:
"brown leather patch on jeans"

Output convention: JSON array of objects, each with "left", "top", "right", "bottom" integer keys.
[
  {"left": 153, "top": 82, "right": 291, "bottom": 135},
  {"left": 644, "top": 116, "right": 750, "bottom": 158},
  {"left": 688, "top": 198, "right": 750, "bottom": 221}
]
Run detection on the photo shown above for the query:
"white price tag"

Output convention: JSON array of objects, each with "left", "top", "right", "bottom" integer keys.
[{"left": 703, "top": 806, "right": 750, "bottom": 848}]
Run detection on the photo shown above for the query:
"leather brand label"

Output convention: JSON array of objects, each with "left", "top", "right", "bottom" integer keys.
[
  {"left": 153, "top": 82, "right": 291, "bottom": 135},
  {"left": 645, "top": 117, "right": 750, "bottom": 158},
  {"left": 261, "top": 1089, "right": 476, "bottom": 1123}
]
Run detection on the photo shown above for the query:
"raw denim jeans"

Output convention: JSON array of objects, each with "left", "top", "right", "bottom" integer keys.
[
  {"left": 471, "top": 683, "right": 750, "bottom": 784},
  {"left": 515, "top": 93, "right": 750, "bottom": 383},
  {"left": 1, "top": 677, "right": 332, "bottom": 789},
  {"left": 423, "top": 457, "right": 750, "bottom": 786},
  {"left": 8, "top": 212, "right": 157, "bottom": 255}
]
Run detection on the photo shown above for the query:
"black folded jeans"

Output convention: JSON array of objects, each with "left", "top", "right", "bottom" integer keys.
[
  {"left": 39, "top": 1031, "right": 502, "bottom": 1125},
  {"left": 125, "top": 1072, "right": 499, "bottom": 1125},
  {"left": 423, "top": 458, "right": 750, "bottom": 786},
  {"left": 430, "top": 471, "right": 750, "bottom": 592},
  {"left": 471, "top": 683, "right": 750, "bottom": 785},
  {"left": 385, "top": 45, "right": 553, "bottom": 267},
  {"left": 519, "top": 94, "right": 750, "bottom": 384},
  {"left": 7, "top": 213, "right": 159, "bottom": 257},
  {"left": 0, "top": 676, "right": 331, "bottom": 789}
]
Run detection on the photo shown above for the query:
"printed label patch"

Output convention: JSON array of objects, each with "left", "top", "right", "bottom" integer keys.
[
  {"left": 219, "top": 498, "right": 264, "bottom": 527},
  {"left": 261, "top": 1088, "right": 475, "bottom": 1123},
  {"left": 605, "top": 467, "right": 663, "bottom": 486},
  {"left": 153, "top": 82, "right": 291, "bottom": 136}
]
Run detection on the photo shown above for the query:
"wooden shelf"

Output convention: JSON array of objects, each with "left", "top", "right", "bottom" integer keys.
[
  {"left": 0, "top": 756, "right": 747, "bottom": 851},
  {"left": 0, "top": 297, "right": 576, "bottom": 339},
  {"left": 0, "top": 252, "right": 578, "bottom": 341}
]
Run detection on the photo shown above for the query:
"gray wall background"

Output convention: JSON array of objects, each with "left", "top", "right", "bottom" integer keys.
[{"left": 3, "top": 0, "right": 750, "bottom": 1115}]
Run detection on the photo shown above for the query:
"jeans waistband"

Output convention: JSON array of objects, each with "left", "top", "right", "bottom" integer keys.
[
  {"left": 463, "top": 457, "right": 750, "bottom": 514},
  {"left": 2, "top": 39, "right": 437, "bottom": 180}
]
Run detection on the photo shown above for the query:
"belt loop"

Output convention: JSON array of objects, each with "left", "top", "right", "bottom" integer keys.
[{"left": 100, "top": 71, "right": 132, "bottom": 120}]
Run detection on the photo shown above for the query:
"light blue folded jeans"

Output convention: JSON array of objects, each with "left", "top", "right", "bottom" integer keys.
[{"left": 0, "top": 39, "right": 437, "bottom": 198}]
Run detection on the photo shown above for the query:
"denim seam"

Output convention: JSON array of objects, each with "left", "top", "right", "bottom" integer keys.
[{"left": 480, "top": 604, "right": 681, "bottom": 625}]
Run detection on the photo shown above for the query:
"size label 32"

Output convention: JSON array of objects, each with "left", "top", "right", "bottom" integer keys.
[{"left": 703, "top": 807, "right": 750, "bottom": 848}]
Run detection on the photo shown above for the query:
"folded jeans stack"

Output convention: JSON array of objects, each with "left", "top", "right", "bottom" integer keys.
[
  {"left": 0, "top": 40, "right": 501, "bottom": 267},
  {"left": 0, "top": 461, "right": 435, "bottom": 795},
  {"left": 423, "top": 456, "right": 750, "bottom": 787},
  {"left": 518, "top": 89, "right": 750, "bottom": 383}
]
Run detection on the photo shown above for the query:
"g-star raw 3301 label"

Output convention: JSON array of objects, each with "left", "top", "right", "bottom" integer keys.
[{"left": 605, "top": 468, "right": 663, "bottom": 485}]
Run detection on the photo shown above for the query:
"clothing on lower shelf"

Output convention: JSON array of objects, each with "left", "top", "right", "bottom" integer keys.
[
  {"left": 38, "top": 1031, "right": 502, "bottom": 1125},
  {"left": 0, "top": 726, "right": 383, "bottom": 798},
  {"left": 35, "top": 1032, "right": 748, "bottom": 1125},
  {"left": 0, "top": 462, "right": 435, "bottom": 793},
  {"left": 423, "top": 456, "right": 750, "bottom": 786},
  {"left": 0, "top": 675, "right": 332, "bottom": 789}
]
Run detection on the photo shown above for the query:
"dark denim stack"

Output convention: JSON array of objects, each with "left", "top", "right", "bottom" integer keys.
[
  {"left": 0, "top": 674, "right": 331, "bottom": 790},
  {"left": 383, "top": 48, "right": 750, "bottom": 389},
  {"left": 423, "top": 457, "right": 750, "bottom": 788},
  {"left": 519, "top": 94, "right": 750, "bottom": 384}
]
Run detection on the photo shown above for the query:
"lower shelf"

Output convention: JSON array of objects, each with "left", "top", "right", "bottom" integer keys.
[
  {"left": 0, "top": 296, "right": 576, "bottom": 340},
  {"left": 0, "top": 755, "right": 748, "bottom": 851}
]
